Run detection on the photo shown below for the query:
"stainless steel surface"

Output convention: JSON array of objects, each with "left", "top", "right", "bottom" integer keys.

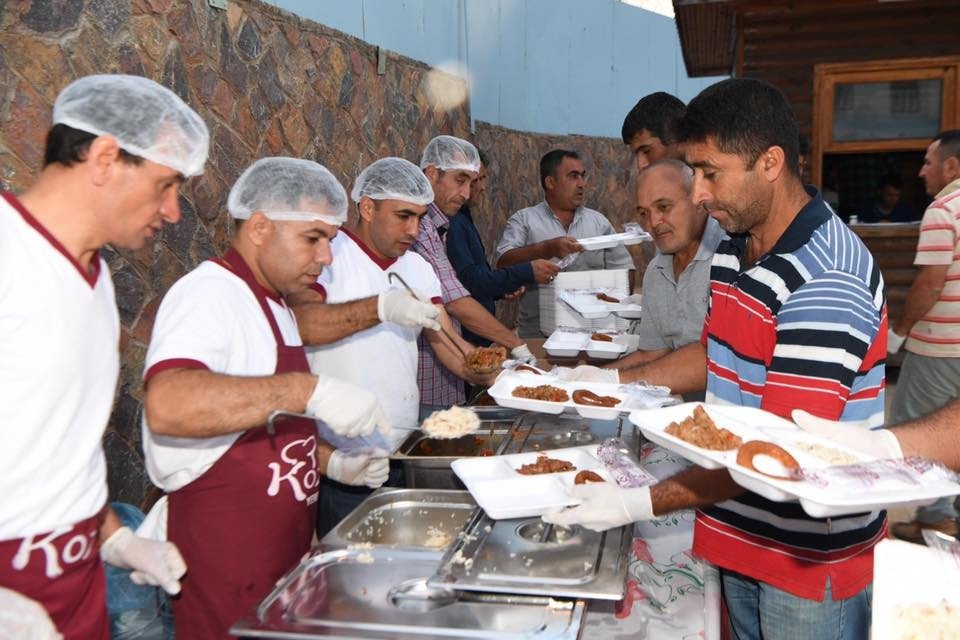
[
  {"left": 322, "top": 488, "right": 477, "bottom": 550},
  {"left": 431, "top": 507, "right": 632, "bottom": 600},
  {"left": 389, "top": 272, "right": 467, "bottom": 362},
  {"left": 231, "top": 545, "right": 587, "bottom": 640},
  {"left": 265, "top": 409, "right": 310, "bottom": 436},
  {"left": 501, "top": 413, "right": 621, "bottom": 454}
]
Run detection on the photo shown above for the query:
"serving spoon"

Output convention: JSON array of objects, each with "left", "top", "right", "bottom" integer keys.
[{"left": 388, "top": 271, "right": 468, "bottom": 361}]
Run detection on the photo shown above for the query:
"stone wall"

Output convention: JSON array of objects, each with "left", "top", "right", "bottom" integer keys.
[{"left": 0, "top": 0, "right": 645, "bottom": 508}]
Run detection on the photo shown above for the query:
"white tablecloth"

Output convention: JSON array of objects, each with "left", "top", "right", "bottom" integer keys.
[{"left": 582, "top": 443, "right": 722, "bottom": 640}]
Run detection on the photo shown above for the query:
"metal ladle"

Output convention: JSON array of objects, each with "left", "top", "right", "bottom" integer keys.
[{"left": 388, "top": 271, "right": 468, "bottom": 362}]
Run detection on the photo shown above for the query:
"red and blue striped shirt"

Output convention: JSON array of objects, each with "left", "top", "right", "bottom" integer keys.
[{"left": 694, "top": 189, "right": 888, "bottom": 600}]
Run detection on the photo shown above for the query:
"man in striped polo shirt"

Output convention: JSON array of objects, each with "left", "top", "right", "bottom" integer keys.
[
  {"left": 887, "top": 130, "right": 960, "bottom": 542},
  {"left": 546, "top": 78, "right": 887, "bottom": 639}
]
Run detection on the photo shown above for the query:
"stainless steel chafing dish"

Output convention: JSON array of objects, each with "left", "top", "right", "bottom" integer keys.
[
  {"left": 391, "top": 406, "right": 522, "bottom": 489},
  {"left": 231, "top": 488, "right": 588, "bottom": 639}
]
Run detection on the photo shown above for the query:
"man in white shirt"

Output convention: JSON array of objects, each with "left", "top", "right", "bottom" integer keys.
[
  {"left": 141, "top": 158, "right": 432, "bottom": 638},
  {"left": 0, "top": 74, "right": 208, "bottom": 640},
  {"left": 496, "top": 149, "right": 636, "bottom": 337},
  {"left": 297, "top": 157, "right": 494, "bottom": 536}
]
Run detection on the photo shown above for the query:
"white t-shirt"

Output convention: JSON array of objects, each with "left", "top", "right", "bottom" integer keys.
[
  {"left": 305, "top": 230, "right": 442, "bottom": 449},
  {"left": 142, "top": 257, "right": 302, "bottom": 492},
  {"left": 0, "top": 194, "right": 117, "bottom": 539}
]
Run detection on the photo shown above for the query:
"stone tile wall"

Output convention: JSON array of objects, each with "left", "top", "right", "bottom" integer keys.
[{"left": 0, "top": 0, "right": 646, "bottom": 507}]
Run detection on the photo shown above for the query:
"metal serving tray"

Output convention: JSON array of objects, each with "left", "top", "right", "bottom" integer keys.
[
  {"left": 322, "top": 488, "right": 477, "bottom": 551},
  {"left": 431, "top": 508, "right": 631, "bottom": 600},
  {"left": 231, "top": 546, "right": 586, "bottom": 640}
]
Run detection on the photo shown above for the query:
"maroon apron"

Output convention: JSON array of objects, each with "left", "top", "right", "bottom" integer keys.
[
  {"left": 0, "top": 513, "right": 109, "bottom": 639},
  {"left": 167, "top": 249, "right": 319, "bottom": 639}
]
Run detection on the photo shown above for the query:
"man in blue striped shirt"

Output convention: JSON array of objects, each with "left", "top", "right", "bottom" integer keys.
[{"left": 546, "top": 78, "right": 887, "bottom": 640}]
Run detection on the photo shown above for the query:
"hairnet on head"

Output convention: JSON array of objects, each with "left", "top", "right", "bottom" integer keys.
[
  {"left": 351, "top": 157, "right": 434, "bottom": 206},
  {"left": 227, "top": 157, "right": 348, "bottom": 226},
  {"left": 52, "top": 74, "right": 209, "bottom": 177},
  {"left": 419, "top": 135, "right": 481, "bottom": 173}
]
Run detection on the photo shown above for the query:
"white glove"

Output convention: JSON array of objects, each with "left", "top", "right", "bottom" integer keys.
[
  {"left": 510, "top": 344, "right": 536, "bottom": 364},
  {"left": 100, "top": 527, "right": 186, "bottom": 595},
  {"left": 553, "top": 364, "right": 620, "bottom": 384},
  {"left": 307, "top": 376, "right": 392, "bottom": 438},
  {"left": 378, "top": 289, "right": 441, "bottom": 331},
  {"left": 888, "top": 328, "right": 906, "bottom": 354},
  {"left": 543, "top": 483, "right": 652, "bottom": 532},
  {"left": 791, "top": 409, "right": 903, "bottom": 459},
  {"left": 326, "top": 448, "right": 391, "bottom": 488}
]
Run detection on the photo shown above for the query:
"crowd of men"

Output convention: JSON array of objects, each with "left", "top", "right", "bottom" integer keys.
[{"left": 3, "top": 68, "right": 960, "bottom": 640}]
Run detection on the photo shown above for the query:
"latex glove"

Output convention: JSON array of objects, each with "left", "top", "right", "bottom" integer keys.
[
  {"left": 543, "top": 483, "right": 652, "bottom": 532},
  {"left": 553, "top": 364, "right": 620, "bottom": 384},
  {"left": 510, "top": 344, "right": 536, "bottom": 365},
  {"left": 326, "top": 448, "right": 391, "bottom": 488},
  {"left": 308, "top": 376, "right": 392, "bottom": 438},
  {"left": 888, "top": 328, "right": 906, "bottom": 354},
  {"left": 791, "top": 409, "right": 903, "bottom": 459},
  {"left": 100, "top": 527, "right": 186, "bottom": 595},
  {"left": 378, "top": 289, "right": 441, "bottom": 331}
]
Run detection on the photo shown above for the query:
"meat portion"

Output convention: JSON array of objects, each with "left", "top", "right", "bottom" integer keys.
[
  {"left": 590, "top": 333, "right": 614, "bottom": 342},
  {"left": 466, "top": 346, "right": 507, "bottom": 373},
  {"left": 512, "top": 384, "right": 570, "bottom": 402},
  {"left": 572, "top": 389, "right": 621, "bottom": 407},
  {"left": 664, "top": 405, "right": 742, "bottom": 451},
  {"left": 596, "top": 292, "right": 620, "bottom": 303},
  {"left": 518, "top": 454, "right": 576, "bottom": 475},
  {"left": 574, "top": 470, "right": 605, "bottom": 484}
]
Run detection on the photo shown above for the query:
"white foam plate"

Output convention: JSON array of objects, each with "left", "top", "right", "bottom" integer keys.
[
  {"left": 543, "top": 329, "right": 628, "bottom": 359},
  {"left": 630, "top": 403, "right": 960, "bottom": 517},
  {"left": 452, "top": 445, "right": 615, "bottom": 519},
  {"left": 487, "top": 371, "right": 631, "bottom": 420},
  {"left": 872, "top": 539, "right": 960, "bottom": 639},
  {"left": 576, "top": 231, "right": 651, "bottom": 251},
  {"left": 560, "top": 289, "right": 642, "bottom": 319}
]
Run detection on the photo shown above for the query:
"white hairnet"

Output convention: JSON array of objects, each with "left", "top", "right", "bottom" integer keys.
[
  {"left": 227, "top": 157, "right": 348, "bottom": 226},
  {"left": 419, "top": 135, "right": 481, "bottom": 173},
  {"left": 351, "top": 157, "right": 434, "bottom": 206},
  {"left": 52, "top": 74, "right": 209, "bottom": 177}
]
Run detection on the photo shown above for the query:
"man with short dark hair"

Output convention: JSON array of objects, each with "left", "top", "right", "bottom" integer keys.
[
  {"left": 621, "top": 92, "right": 686, "bottom": 173},
  {"left": 547, "top": 78, "right": 886, "bottom": 640},
  {"left": 495, "top": 149, "right": 635, "bottom": 337},
  {"left": 886, "top": 129, "right": 960, "bottom": 541},
  {"left": 445, "top": 147, "right": 559, "bottom": 346},
  {"left": 859, "top": 173, "right": 917, "bottom": 223}
]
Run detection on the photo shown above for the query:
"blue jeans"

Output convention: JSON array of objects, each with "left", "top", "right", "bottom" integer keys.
[
  {"left": 722, "top": 570, "right": 871, "bottom": 640},
  {"left": 106, "top": 502, "right": 175, "bottom": 640}
]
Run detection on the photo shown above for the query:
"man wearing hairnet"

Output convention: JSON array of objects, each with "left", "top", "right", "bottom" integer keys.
[
  {"left": 140, "top": 158, "right": 404, "bottom": 638},
  {"left": 0, "top": 74, "right": 208, "bottom": 639},
  {"left": 292, "top": 157, "right": 498, "bottom": 536},
  {"left": 416, "top": 135, "right": 535, "bottom": 416}
]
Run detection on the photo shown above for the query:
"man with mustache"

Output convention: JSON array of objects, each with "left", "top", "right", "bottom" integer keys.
[
  {"left": 496, "top": 149, "right": 636, "bottom": 338},
  {"left": 141, "top": 158, "right": 394, "bottom": 638},
  {"left": 608, "top": 160, "right": 724, "bottom": 397},
  {"left": 414, "top": 135, "right": 536, "bottom": 418},
  {"left": 299, "top": 157, "right": 496, "bottom": 536},
  {"left": 547, "top": 79, "right": 886, "bottom": 640}
]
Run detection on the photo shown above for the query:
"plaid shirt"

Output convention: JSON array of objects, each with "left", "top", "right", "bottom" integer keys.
[{"left": 413, "top": 204, "right": 470, "bottom": 406}]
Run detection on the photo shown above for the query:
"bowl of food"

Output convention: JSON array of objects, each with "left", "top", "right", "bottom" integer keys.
[{"left": 465, "top": 345, "right": 507, "bottom": 374}]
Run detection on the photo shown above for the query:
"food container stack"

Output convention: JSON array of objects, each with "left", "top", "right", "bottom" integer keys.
[{"left": 539, "top": 268, "right": 631, "bottom": 336}]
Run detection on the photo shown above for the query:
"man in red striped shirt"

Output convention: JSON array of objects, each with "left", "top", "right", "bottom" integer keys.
[{"left": 887, "top": 130, "right": 960, "bottom": 542}]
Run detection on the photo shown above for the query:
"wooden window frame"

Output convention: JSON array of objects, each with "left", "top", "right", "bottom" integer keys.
[{"left": 812, "top": 56, "right": 960, "bottom": 188}]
